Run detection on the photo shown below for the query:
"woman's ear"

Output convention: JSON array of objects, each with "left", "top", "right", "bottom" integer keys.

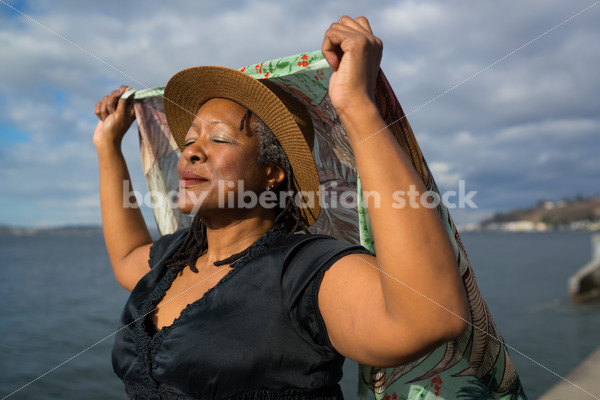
[{"left": 265, "top": 164, "right": 286, "bottom": 189}]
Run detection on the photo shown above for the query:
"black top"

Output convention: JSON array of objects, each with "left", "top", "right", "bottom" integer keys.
[{"left": 112, "top": 229, "right": 370, "bottom": 400}]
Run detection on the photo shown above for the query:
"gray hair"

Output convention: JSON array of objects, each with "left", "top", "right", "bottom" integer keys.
[
  {"left": 247, "top": 114, "right": 308, "bottom": 231},
  {"left": 253, "top": 118, "right": 293, "bottom": 183}
]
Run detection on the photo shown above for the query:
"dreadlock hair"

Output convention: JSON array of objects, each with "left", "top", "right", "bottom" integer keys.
[{"left": 165, "top": 108, "right": 311, "bottom": 273}]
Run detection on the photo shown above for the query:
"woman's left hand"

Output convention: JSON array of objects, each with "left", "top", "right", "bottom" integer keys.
[{"left": 322, "top": 16, "right": 383, "bottom": 117}]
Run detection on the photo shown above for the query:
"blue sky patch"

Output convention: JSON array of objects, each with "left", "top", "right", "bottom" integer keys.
[
  {"left": 0, "top": 0, "right": 30, "bottom": 19},
  {"left": 0, "top": 121, "right": 30, "bottom": 144}
]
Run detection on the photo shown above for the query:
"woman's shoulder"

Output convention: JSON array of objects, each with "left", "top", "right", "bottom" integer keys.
[
  {"left": 273, "top": 233, "right": 371, "bottom": 349},
  {"left": 271, "top": 232, "right": 371, "bottom": 282},
  {"left": 276, "top": 231, "right": 368, "bottom": 256}
]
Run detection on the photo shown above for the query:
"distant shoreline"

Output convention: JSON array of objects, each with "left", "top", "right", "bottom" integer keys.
[
  {"left": 460, "top": 195, "right": 600, "bottom": 233},
  {"left": 0, "top": 224, "right": 103, "bottom": 236},
  {"left": 0, "top": 224, "right": 166, "bottom": 238}
]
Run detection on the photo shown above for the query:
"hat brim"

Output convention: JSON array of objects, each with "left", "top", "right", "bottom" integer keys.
[{"left": 163, "top": 66, "right": 321, "bottom": 226}]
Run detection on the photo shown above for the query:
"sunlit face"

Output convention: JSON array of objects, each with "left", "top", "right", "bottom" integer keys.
[{"left": 176, "top": 98, "right": 271, "bottom": 218}]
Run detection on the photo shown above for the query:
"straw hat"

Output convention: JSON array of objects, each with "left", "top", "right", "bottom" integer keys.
[{"left": 163, "top": 66, "right": 321, "bottom": 226}]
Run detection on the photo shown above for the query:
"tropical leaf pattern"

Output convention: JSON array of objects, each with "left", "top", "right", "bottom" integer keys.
[{"left": 128, "top": 51, "right": 527, "bottom": 399}]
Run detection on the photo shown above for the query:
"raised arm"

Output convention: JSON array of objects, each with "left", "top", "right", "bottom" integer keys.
[
  {"left": 319, "top": 17, "right": 469, "bottom": 367},
  {"left": 94, "top": 86, "right": 153, "bottom": 291}
]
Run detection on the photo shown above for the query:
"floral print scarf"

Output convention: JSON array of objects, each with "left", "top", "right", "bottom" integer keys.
[{"left": 123, "top": 51, "right": 527, "bottom": 400}]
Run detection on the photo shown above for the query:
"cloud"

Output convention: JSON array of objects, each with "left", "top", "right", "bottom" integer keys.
[
  {"left": 374, "top": 0, "right": 600, "bottom": 219},
  {"left": 428, "top": 162, "right": 461, "bottom": 189},
  {"left": 0, "top": 0, "right": 598, "bottom": 227}
]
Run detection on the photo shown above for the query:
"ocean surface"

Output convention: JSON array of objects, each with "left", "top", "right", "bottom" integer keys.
[{"left": 1, "top": 230, "right": 599, "bottom": 400}]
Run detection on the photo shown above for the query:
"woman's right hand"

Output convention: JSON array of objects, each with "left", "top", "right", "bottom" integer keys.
[
  {"left": 93, "top": 85, "right": 152, "bottom": 291},
  {"left": 93, "top": 85, "right": 136, "bottom": 148}
]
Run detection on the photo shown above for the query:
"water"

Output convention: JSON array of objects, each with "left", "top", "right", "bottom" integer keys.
[
  {"left": 1, "top": 231, "right": 598, "bottom": 399},
  {"left": 460, "top": 231, "right": 600, "bottom": 399}
]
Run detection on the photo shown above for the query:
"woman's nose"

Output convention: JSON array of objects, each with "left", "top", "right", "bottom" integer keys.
[{"left": 183, "top": 139, "right": 207, "bottom": 163}]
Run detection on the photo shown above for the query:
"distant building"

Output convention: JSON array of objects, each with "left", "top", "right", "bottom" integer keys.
[
  {"left": 484, "top": 220, "right": 549, "bottom": 232},
  {"left": 543, "top": 201, "right": 555, "bottom": 210}
]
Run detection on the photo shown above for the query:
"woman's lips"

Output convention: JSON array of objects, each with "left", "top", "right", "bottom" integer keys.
[
  {"left": 181, "top": 179, "right": 208, "bottom": 188},
  {"left": 180, "top": 170, "right": 209, "bottom": 187}
]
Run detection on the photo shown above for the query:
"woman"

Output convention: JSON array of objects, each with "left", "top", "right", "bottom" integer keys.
[{"left": 94, "top": 16, "right": 469, "bottom": 400}]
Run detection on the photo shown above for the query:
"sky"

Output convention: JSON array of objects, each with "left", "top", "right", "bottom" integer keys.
[{"left": 0, "top": 0, "right": 598, "bottom": 228}]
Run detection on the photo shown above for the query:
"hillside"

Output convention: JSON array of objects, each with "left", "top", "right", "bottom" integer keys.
[{"left": 481, "top": 196, "right": 600, "bottom": 231}]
